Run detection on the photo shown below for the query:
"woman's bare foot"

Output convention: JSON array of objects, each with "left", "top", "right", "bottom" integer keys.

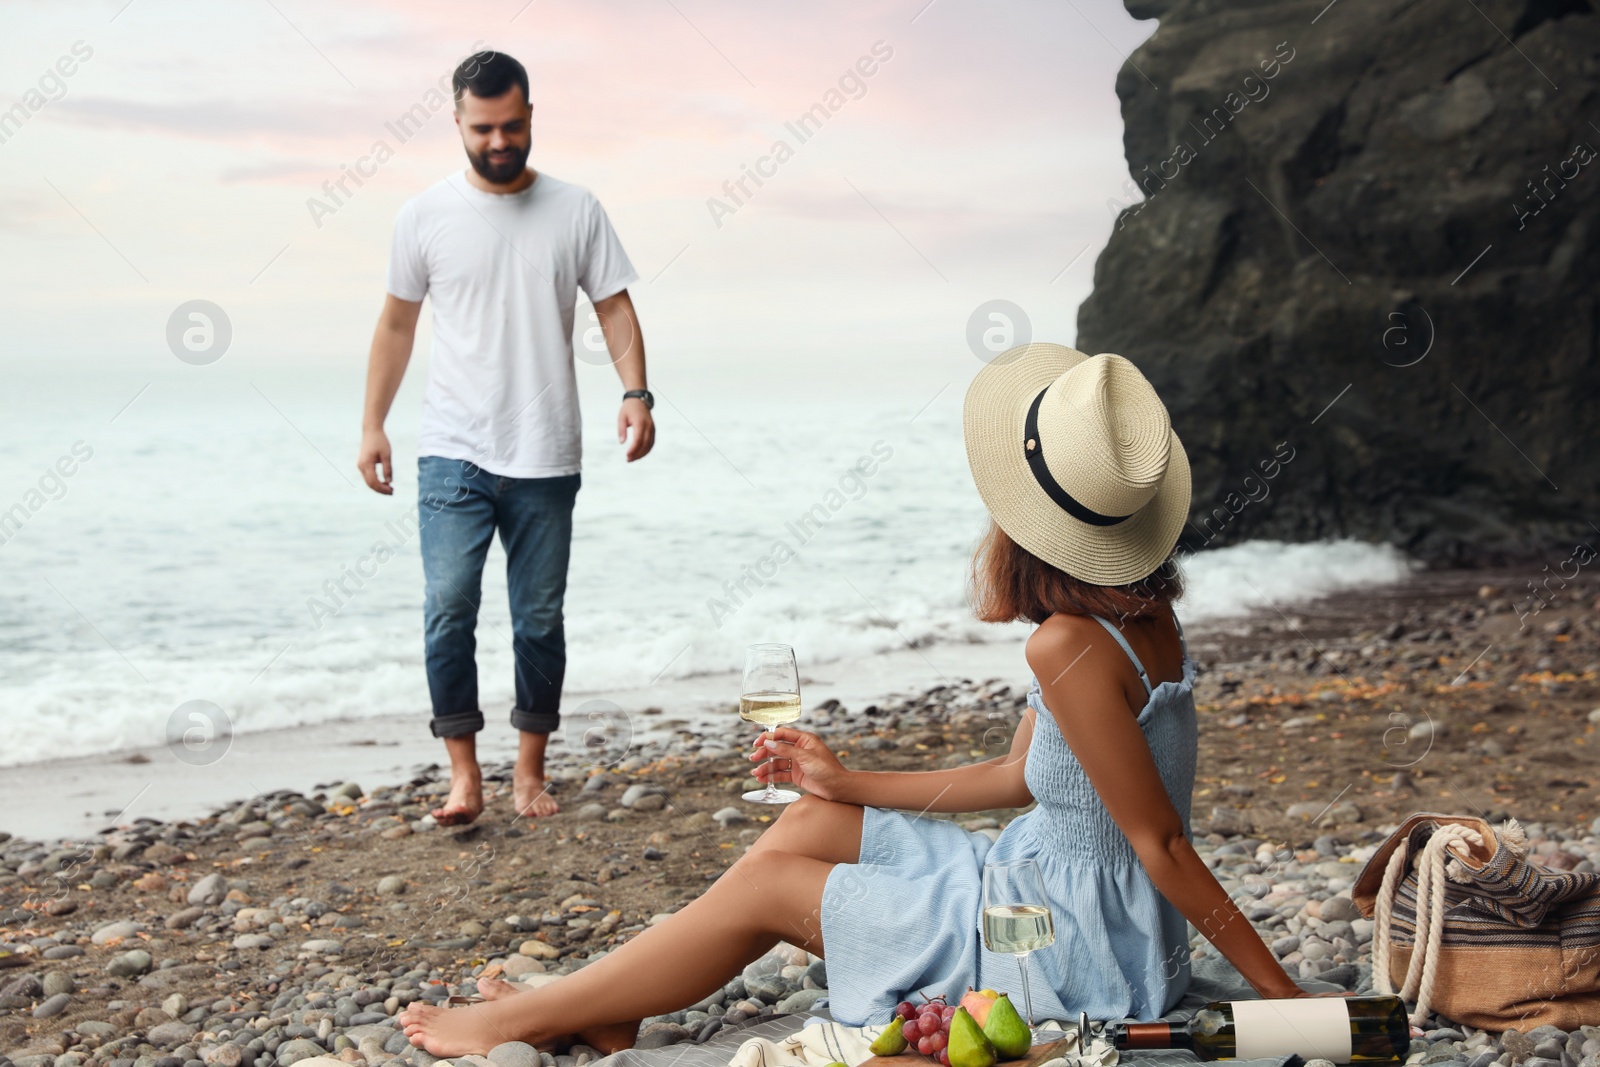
[
  {"left": 469, "top": 979, "right": 569, "bottom": 1053},
  {"left": 431, "top": 772, "right": 483, "bottom": 826},
  {"left": 399, "top": 1000, "right": 523, "bottom": 1057},
  {"left": 473, "top": 977, "right": 638, "bottom": 1052},
  {"left": 399, "top": 989, "right": 637, "bottom": 1056},
  {"left": 513, "top": 768, "right": 559, "bottom": 817},
  {"left": 476, "top": 976, "right": 527, "bottom": 1001}
]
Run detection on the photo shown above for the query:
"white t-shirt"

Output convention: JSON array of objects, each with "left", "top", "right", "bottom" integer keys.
[{"left": 386, "top": 170, "right": 638, "bottom": 478}]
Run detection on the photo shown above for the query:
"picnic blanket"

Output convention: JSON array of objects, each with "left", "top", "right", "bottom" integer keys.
[{"left": 587, "top": 956, "right": 1352, "bottom": 1067}]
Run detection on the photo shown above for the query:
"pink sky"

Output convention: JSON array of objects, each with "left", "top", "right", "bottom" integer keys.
[{"left": 1, "top": 0, "right": 1156, "bottom": 397}]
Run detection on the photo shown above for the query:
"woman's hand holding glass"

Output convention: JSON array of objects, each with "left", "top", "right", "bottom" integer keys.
[{"left": 747, "top": 727, "right": 851, "bottom": 802}]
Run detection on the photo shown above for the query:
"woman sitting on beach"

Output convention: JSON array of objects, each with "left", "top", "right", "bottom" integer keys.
[{"left": 400, "top": 343, "right": 1328, "bottom": 1056}]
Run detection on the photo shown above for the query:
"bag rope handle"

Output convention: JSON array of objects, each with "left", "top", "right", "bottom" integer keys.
[{"left": 1369, "top": 822, "right": 1485, "bottom": 1026}]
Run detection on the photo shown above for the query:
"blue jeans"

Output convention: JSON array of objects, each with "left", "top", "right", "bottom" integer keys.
[{"left": 417, "top": 456, "right": 580, "bottom": 738}]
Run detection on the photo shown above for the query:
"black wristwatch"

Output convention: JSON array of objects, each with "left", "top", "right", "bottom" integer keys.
[{"left": 623, "top": 389, "right": 654, "bottom": 410}]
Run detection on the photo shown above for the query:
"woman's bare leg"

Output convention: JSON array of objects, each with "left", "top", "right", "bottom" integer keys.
[
  {"left": 744, "top": 793, "right": 865, "bottom": 864},
  {"left": 399, "top": 796, "right": 866, "bottom": 1055}
]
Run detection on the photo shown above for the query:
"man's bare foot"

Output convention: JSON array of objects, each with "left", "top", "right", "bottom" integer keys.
[
  {"left": 431, "top": 772, "right": 483, "bottom": 826},
  {"left": 513, "top": 768, "right": 559, "bottom": 817}
]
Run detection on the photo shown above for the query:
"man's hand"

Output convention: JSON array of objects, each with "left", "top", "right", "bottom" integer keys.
[
  {"left": 358, "top": 427, "right": 394, "bottom": 494},
  {"left": 594, "top": 289, "right": 652, "bottom": 462},
  {"left": 360, "top": 295, "right": 419, "bottom": 495},
  {"left": 618, "top": 398, "right": 655, "bottom": 462}
]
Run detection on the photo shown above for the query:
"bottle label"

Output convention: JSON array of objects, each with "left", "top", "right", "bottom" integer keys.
[
  {"left": 1231, "top": 999, "right": 1353, "bottom": 1062},
  {"left": 1122, "top": 1023, "right": 1178, "bottom": 1050}
]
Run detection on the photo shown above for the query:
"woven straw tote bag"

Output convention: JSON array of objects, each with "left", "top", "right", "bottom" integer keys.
[{"left": 1351, "top": 812, "right": 1600, "bottom": 1030}]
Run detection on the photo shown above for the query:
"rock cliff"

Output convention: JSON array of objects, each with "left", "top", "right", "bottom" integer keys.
[{"left": 1076, "top": 0, "right": 1600, "bottom": 565}]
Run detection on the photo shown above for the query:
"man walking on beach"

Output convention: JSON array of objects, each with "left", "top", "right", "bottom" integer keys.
[{"left": 357, "top": 49, "right": 653, "bottom": 823}]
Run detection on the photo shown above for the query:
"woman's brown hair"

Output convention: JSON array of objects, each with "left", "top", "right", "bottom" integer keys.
[{"left": 968, "top": 520, "right": 1183, "bottom": 625}]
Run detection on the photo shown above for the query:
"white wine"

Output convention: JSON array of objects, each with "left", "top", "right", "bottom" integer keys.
[
  {"left": 982, "top": 903, "right": 1056, "bottom": 954},
  {"left": 1107, "top": 994, "right": 1410, "bottom": 1062},
  {"left": 739, "top": 691, "right": 802, "bottom": 725}
]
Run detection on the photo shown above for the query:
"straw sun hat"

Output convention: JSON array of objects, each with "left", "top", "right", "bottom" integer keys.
[{"left": 963, "top": 343, "right": 1191, "bottom": 586}]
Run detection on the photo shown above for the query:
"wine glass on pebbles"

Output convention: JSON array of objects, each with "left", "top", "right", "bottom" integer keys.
[
  {"left": 982, "top": 858, "right": 1058, "bottom": 1041},
  {"left": 740, "top": 643, "right": 803, "bottom": 804}
]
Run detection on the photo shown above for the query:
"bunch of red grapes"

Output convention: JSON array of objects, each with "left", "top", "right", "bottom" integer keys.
[{"left": 895, "top": 995, "right": 956, "bottom": 1066}]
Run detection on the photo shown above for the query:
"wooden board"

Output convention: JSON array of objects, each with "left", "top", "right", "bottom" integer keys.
[{"left": 857, "top": 1037, "right": 1072, "bottom": 1067}]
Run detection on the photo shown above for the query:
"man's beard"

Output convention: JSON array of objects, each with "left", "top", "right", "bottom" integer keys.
[{"left": 466, "top": 142, "right": 529, "bottom": 184}]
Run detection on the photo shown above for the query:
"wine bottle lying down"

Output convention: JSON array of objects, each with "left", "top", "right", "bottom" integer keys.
[{"left": 1105, "top": 994, "right": 1410, "bottom": 1063}]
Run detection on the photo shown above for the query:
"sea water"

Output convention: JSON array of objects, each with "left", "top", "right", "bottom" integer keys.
[{"left": 0, "top": 367, "right": 1416, "bottom": 768}]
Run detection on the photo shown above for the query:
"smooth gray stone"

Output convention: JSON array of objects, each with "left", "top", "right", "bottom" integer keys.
[
  {"left": 107, "top": 949, "right": 153, "bottom": 977},
  {"left": 272, "top": 1040, "right": 325, "bottom": 1066},
  {"left": 32, "top": 992, "right": 71, "bottom": 1018},
  {"left": 487, "top": 1043, "right": 540, "bottom": 1067},
  {"left": 188, "top": 873, "right": 229, "bottom": 906},
  {"left": 1319, "top": 896, "right": 1361, "bottom": 922},
  {"left": 744, "top": 974, "right": 789, "bottom": 1002},
  {"left": 634, "top": 1025, "right": 690, "bottom": 1050},
  {"left": 1317, "top": 962, "right": 1359, "bottom": 988},
  {"left": 92, "top": 920, "right": 144, "bottom": 944},
  {"left": 776, "top": 988, "right": 824, "bottom": 1014},
  {"left": 804, "top": 958, "right": 826, "bottom": 988},
  {"left": 620, "top": 784, "right": 668, "bottom": 808},
  {"left": 147, "top": 1023, "right": 199, "bottom": 1049},
  {"left": 3, "top": 975, "right": 43, "bottom": 999}
]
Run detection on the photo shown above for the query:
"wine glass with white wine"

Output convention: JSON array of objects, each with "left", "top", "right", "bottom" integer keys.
[
  {"left": 740, "top": 643, "right": 803, "bottom": 804},
  {"left": 981, "top": 858, "right": 1057, "bottom": 1041}
]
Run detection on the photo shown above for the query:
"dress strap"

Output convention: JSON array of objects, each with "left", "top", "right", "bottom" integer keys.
[
  {"left": 1173, "top": 610, "right": 1188, "bottom": 659},
  {"left": 1090, "top": 615, "right": 1152, "bottom": 697}
]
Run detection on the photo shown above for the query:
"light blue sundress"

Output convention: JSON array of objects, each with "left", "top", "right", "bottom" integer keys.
[{"left": 818, "top": 613, "right": 1198, "bottom": 1026}]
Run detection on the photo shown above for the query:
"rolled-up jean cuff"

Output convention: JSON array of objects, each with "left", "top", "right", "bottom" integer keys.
[
  {"left": 430, "top": 711, "right": 484, "bottom": 739},
  {"left": 511, "top": 708, "right": 560, "bottom": 734}
]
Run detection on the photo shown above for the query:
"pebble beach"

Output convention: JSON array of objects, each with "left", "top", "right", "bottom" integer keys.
[{"left": 3, "top": 565, "right": 1598, "bottom": 1067}]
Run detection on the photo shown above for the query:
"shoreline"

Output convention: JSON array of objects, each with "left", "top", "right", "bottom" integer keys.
[
  {"left": 0, "top": 638, "right": 1030, "bottom": 845},
  {"left": 0, "top": 559, "right": 1586, "bottom": 845}
]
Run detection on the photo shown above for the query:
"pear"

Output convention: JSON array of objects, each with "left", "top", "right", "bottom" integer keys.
[
  {"left": 869, "top": 1015, "right": 908, "bottom": 1056},
  {"left": 981, "top": 994, "right": 1031, "bottom": 1059},
  {"left": 948, "top": 1006, "right": 999, "bottom": 1067}
]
